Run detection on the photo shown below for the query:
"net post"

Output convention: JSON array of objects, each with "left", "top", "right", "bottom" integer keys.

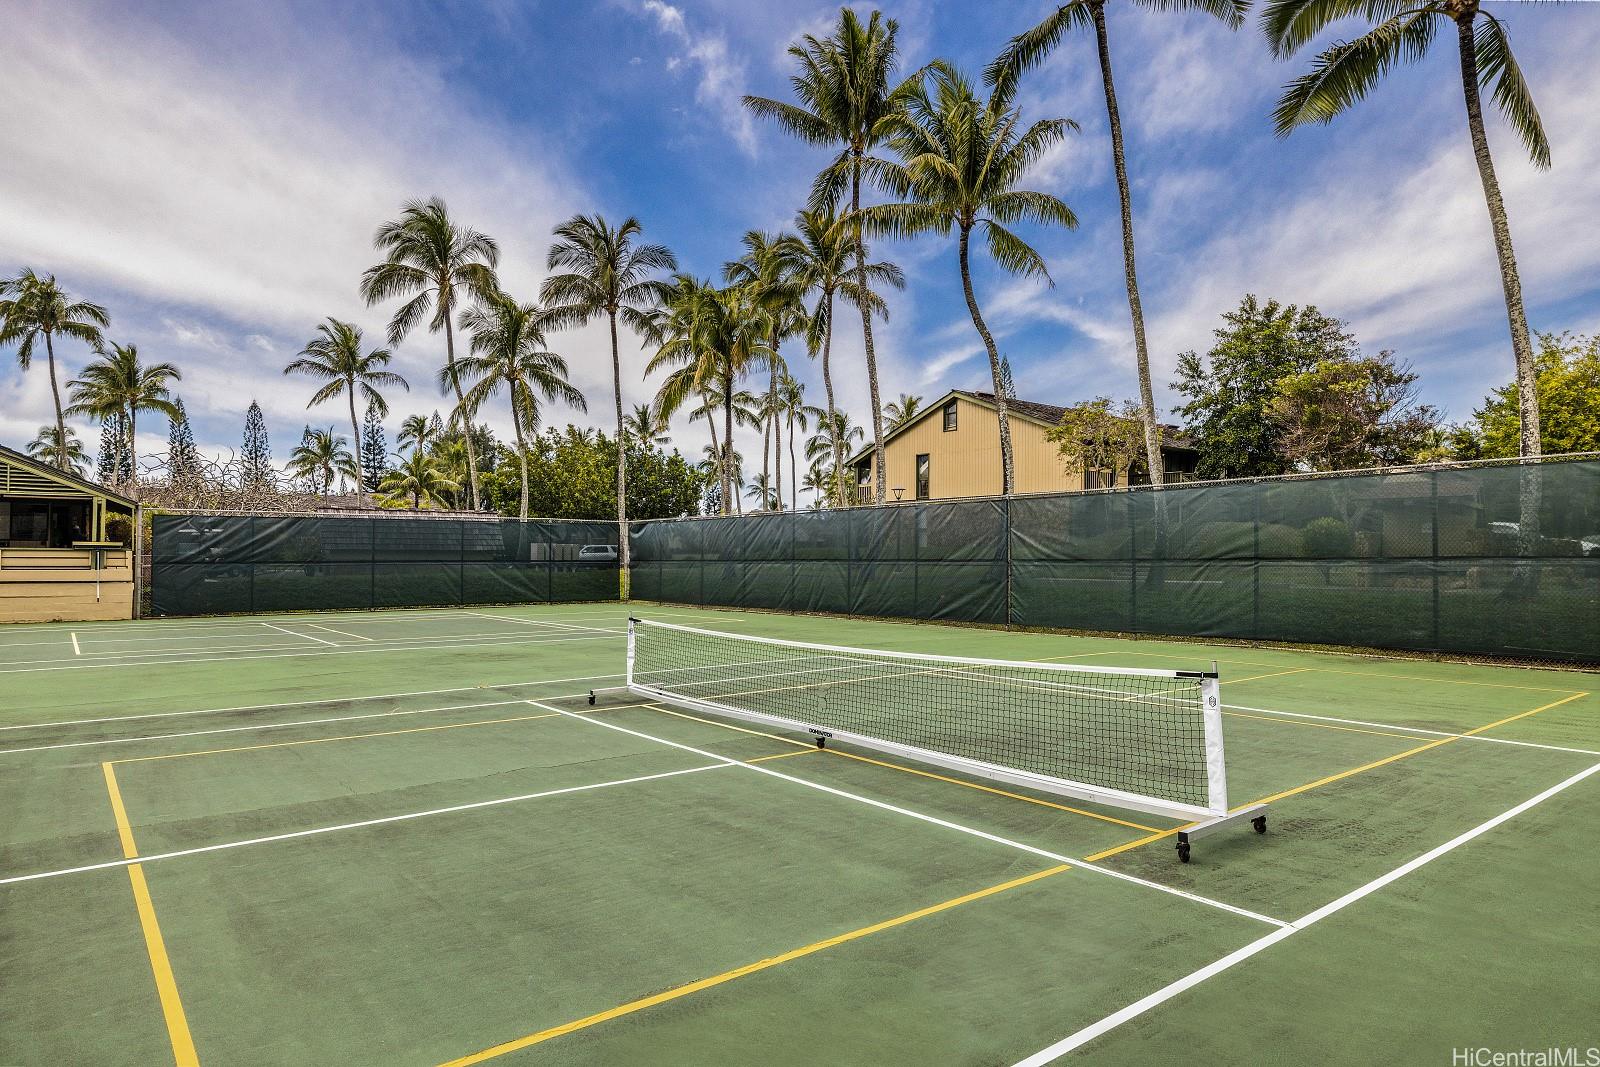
[
  {"left": 625, "top": 617, "right": 637, "bottom": 688},
  {"left": 1201, "top": 665, "right": 1227, "bottom": 814}
]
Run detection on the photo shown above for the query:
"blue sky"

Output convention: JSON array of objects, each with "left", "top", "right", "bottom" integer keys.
[{"left": 3, "top": 0, "right": 1597, "bottom": 484}]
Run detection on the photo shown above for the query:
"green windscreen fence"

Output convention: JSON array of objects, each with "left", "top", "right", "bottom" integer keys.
[
  {"left": 151, "top": 513, "right": 620, "bottom": 616},
  {"left": 631, "top": 458, "right": 1600, "bottom": 663}
]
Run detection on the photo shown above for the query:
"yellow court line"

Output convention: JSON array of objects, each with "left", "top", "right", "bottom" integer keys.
[
  {"left": 820, "top": 748, "right": 1161, "bottom": 833},
  {"left": 110, "top": 711, "right": 565, "bottom": 765},
  {"left": 102, "top": 763, "right": 199, "bottom": 1067},
  {"left": 1225, "top": 667, "right": 1315, "bottom": 685},
  {"left": 435, "top": 864, "right": 1071, "bottom": 1066},
  {"left": 747, "top": 749, "right": 819, "bottom": 764},
  {"left": 1085, "top": 691, "right": 1591, "bottom": 862},
  {"left": 643, "top": 702, "right": 815, "bottom": 749},
  {"left": 1222, "top": 709, "right": 1431, "bottom": 741}
]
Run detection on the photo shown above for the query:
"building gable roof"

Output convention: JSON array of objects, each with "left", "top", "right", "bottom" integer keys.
[
  {"left": 0, "top": 443, "right": 137, "bottom": 506},
  {"left": 847, "top": 389, "right": 1194, "bottom": 465}
]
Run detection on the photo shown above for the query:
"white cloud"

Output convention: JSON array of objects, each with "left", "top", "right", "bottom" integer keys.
[{"left": 640, "top": 0, "right": 757, "bottom": 154}]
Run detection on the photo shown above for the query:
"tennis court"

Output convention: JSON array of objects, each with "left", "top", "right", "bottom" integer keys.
[{"left": 2, "top": 602, "right": 1595, "bottom": 1065}]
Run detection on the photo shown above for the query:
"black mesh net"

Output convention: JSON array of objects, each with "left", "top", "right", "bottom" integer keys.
[
  {"left": 629, "top": 619, "right": 1215, "bottom": 810},
  {"left": 151, "top": 514, "right": 619, "bottom": 616},
  {"left": 630, "top": 459, "right": 1600, "bottom": 663}
]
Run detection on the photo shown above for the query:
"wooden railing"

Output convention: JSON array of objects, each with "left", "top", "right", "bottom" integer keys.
[{"left": 0, "top": 547, "right": 131, "bottom": 572}]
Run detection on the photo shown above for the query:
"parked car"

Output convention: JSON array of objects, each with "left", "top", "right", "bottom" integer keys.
[{"left": 577, "top": 544, "right": 618, "bottom": 562}]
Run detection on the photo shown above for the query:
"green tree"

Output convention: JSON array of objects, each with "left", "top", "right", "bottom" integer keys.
[
  {"left": 283, "top": 318, "right": 409, "bottom": 498},
  {"left": 360, "top": 401, "right": 390, "bottom": 492},
  {"left": 542, "top": 215, "right": 676, "bottom": 583},
  {"left": 744, "top": 9, "right": 923, "bottom": 505},
  {"left": 480, "top": 426, "right": 704, "bottom": 521},
  {"left": 987, "top": 0, "right": 1248, "bottom": 485},
  {"left": 860, "top": 62, "right": 1077, "bottom": 495},
  {"left": 1268, "top": 353, "right": 1440, "bottom": 471},
  {"left": 456, "top": 291, "right": 587, "bottom": 519},
  {"left": 1045, "top": 397, "right": 1148, "bottom": 486},
  {"left": 361, "top": 197, "right": 500, "bottom": 509},
  {"left": 774, "top": 207, "right": 902, "bottom": 504},
  {"left": 1172, "top": 296, "right": 1358, "bottom": 478},
  {"left": 397, "top": 413, "right": 439, "bottom": 455},
  {"left": 1457, "top": 332, "right": 1600, "bottom": 458},
  {"left": 66, "top": 342, "right": 182, "bottom": 495},
  {"left": 287, "top": 427, "right": 358, "bottom": 495},
  {"left": 167, "top": 397, "right": 201, "bottom": 485},
  {"left": 240, "top": 401, "right": 273, "bottom": 490},
  {"left": 623, "top": 402, "right": 670, "bottom": 448},
  {"left": 885, "top": 393, "right": 923, "bottom": 430},
  {"left": 0, "top": 270, "right": 110, "bottom": 468},
  {"left": 776, "top": 374, "right": 820, "bottom": 512},
  {"left": 27, "top": 424, "right": 89, "bottom": 476},
  {"left": 1264, "top": 0, "right": 1551, "bottom": 463},
  {"left": 378, "top": 449, "right": 458, "bottom": 510}
]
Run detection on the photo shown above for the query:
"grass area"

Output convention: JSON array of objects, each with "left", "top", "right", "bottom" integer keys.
[{"left": 1, "top": 602, "right": 1595, "bottom": 1065}]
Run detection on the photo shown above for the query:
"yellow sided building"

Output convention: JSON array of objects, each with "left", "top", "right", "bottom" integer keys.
[
  {"left": 0, "top": 444, "right": 136, "bottom": 623},
  {"left": 847, "top": 390, "right": 1199, "bottom": 502}
]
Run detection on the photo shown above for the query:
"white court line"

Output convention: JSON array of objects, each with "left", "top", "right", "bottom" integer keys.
[
  {"left": 0, "top": 630, "right": 621, "bottom": 675},
  {"left": 533, "top": 700, "right": 1287, "bottom": 929},
  {"left": 1224, "top": 701, "right": 1600, "bottom": 758},
  {"left": 1007, "top": 759, "right": 1600, "bottom": 1065},
  {"left": 0, "top": 762, "right": 731, "bottom": 887},
  {"left": 304, "top": 622, "right": 372, "bottom": 642},
  {"left": 262, "top": 621, "right": 338, "bottom": 647},
  {"left": 0, "top": 696, "right": 538, "bottom": 757},
  {"left": 460, "top": 610, "right": 620, "bottom": 636},
  {"left": 71, "top": 633, "right": 81, "bottom": 656}
]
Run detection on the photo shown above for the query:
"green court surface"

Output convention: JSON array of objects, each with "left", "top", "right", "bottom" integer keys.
[{"left": 1, "top": 603, "right": 1596, "bottom": 1066}]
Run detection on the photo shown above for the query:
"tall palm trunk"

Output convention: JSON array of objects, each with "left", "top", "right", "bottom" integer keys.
[
  {"left": 608, "top": 312, "right": 630, "bottom": 593},
  {"left": 820, "top": 291, "right": 843, "bottom": 506},
  {"left": 958, "top": 227, "right": 1014, "bottom": 495},
  {"left": 347, "top": 384, "right": 364, "bottom": 500},
  {"left": 706, "top": 406, "right": 722, "bottom": 512},
  {"left": 722, "top": 367, "right": 735, "bottom": 516},
  {"left": 442, "top": 312, "right": 481, "bottom": 510},
  {"left": 1457, "top": 14, "right": 1541, "bottom": 571},
  {"left": 850, "top": 160, "right": 887, "bottom": 506},
  {"left": 1092, "top": 3, "right": 1163, "bottom": 485},
  {"left": 44, "top": 333, "right": 69, "bottom": 469},
  {"left": 124, "top": 404, "right": 140, "bottom": 496},
  {"left": 769, "top": 363, "right": 781, "bottom": 509},
  {"left": 510, "top": 388, "right": 530, "bottom": 520},
  {"left": 787, "top": 410, "right": 798, "bottom": 512}
]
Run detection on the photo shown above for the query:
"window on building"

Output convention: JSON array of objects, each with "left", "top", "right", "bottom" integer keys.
[
  {"left": 942, "top": 400, "right": 957, "bottom": 432},
  {"left": 915, "top": 454, "right": 930, "bottom": 499}
]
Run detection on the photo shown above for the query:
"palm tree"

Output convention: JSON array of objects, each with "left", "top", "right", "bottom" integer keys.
[
  {"left": 542, "top": 215, "right": 676, "bottom": 581},
  {"left": 287, "top": 428, "right": 358, "bottom": 495},
  {"left": 744, "top": 473, "right": 780, "bottom": 511},
  {"left": 684, "top": 382, "right": 761, "bottom": 512},
  {"left": 623, "top": 402, "right": 671, "bottom": 448},
  {"left": 885, "top": 393, "right": 924, "bottom": 429},
  {"left": 65, "top": 343, "right": 181, "bottom": 494},
  {"left": 744, "top": 9, "right": 924, "bottom": 505},
  {"left": 987, "top": 0, "right": 1247, "bottom": 485},
  {"left": 1264, "top": 0, "right": 1548, "bottom": 465},
  {"left": 27, "top": 424, "right": 89, "bottom": 476},
  {"left": 283, "top": 318, "right": 409, "bottom": 498},
  {"left": 377, "top": 449, "right": 458, "bottom": 510},
  {"left": 431, "top": 438, "right": 470, "bottom": 509},
  {"left": 360, "top": 197, "right": 499, "bottom": 509},
  {"left": 777, "top": 207, "right": 903, "bottom": 505},
  {"left": 806, "top": 408, "right": 866, "bottom": 505},
  {"left": 775, "top": 374, "right": 817, "bottom": 513},
  {"left": 0, "top": 270, "right": 110, "bottom": 468},
  {"left": 456, "top": 291, "right": 587, "bottom": 519},
  {"left": 646, "top": 278, "right": 773, "bottom": 514},
  {"left": 397, "top": 413, "right": 438, "bottom": 455},
  {"left": 860, "top": 63, "right": 1077, "bottom": 495},
  {"left": 801, "top": 461, "right": 832, "bottom": 509},
  {"left": 724, "top": 230, "right": 805, "bottom": 511}
]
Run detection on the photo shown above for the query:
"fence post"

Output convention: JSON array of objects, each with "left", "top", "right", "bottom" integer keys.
[
  {"left": 1430, "top": 470, "right": 1441, "bottom": 651},
  {"left": 1003, "top": 496, "right": 1013, "bottom": 629},
  {"left": 1252, "top": 486, "right": 1261, "bottom": 638}
]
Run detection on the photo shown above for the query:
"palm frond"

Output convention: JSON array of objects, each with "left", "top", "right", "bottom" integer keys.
[
  {"left": 1271, "top": 13, "right": 1424, "bottom": 134},
  {"left": 1475, "top": 13, "right": 1550, "bottom": 169}
]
